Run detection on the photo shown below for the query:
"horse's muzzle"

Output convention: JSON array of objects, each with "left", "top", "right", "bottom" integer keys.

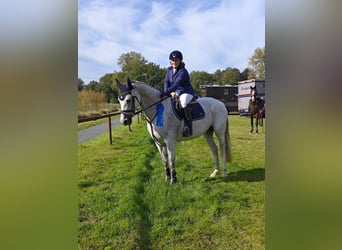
[
  {"left": 120, "top": 113, "right": 133, "bottom": 126},
  {"left": 123, "top": 118, "right": 132, "bottom": 126}
]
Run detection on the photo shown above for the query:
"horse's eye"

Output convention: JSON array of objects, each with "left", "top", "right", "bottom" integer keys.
[{"left": 119, "top": 95, "right": 125, "bottom": 101}]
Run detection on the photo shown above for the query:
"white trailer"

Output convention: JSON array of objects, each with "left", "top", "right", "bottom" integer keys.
[{"left": 238, "top": 79, "right": 265, "bottom": 115}]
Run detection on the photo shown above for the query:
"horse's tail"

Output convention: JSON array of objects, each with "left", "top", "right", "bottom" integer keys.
[{"left": 225, "top": 119, "right": 233, "bottom": 163}]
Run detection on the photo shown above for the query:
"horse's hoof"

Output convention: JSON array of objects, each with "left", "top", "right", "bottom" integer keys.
[
  {"left": 165, "top": 168, "right": 171, "bottom": 182},
  {"left": 170, "top": 178, "right": 177, "bottom": 184},
  {"left": 222, "top": 172, "right": 227, "bottom": 178},
  {"left": 210, "top": 169, "right": 219, "bottom": 178}
]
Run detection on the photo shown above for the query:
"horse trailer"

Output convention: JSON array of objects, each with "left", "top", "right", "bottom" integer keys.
[
  {"left": 238, "top": 79, "right": 265, "bottom": 116},
  {"left": 200, "top": 85, "right": 238, "bottom": 114}
]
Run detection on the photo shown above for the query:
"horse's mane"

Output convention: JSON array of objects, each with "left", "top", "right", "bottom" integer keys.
[{"left": 132, "top": 81, "right": 160, "bottom": 94}]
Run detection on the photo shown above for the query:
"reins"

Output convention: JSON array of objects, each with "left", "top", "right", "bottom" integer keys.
[
  {"left": 133, "top": 95, "right": 170, "bottom": 116},
  {"left": 119, "top": 90, "right": 169, "bottom": 117}
]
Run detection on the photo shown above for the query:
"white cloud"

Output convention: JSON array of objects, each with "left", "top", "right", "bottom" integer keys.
[{"left": 78, "top": 0, "right": 264, "bottom": 83}]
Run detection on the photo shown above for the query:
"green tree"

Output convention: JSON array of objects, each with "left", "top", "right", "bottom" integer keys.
[
  {"left": 116, "top": 51, "right": 165, "bottom": 88},
  {"left": 221, "top": 67, "right": 240, "bottom": 85},
  {"left": 83, "top": 75, "right": 116, "bottom": 103},
  {"left": 116, "top": 51, "right": 166, "bottom": 91},
  {"left": 98, "top": 73, "right": 116, "bottom": 102},
  {"left": 190, "top": 71, "right": 215, "bottom": 94},
  {"left": 96, "top": 50, "right": 264, "bottom": 99},
  {"left": 78, "top": 78, "right": 85, "bottom": 91},
  {"left": 117, "top": 51, "right": 147, "bottom": 80},
  {"left": 213, "top": 69, "right": 224, "bottom": 85},
  {"left": 240, "top": 68, "right": 252, "bottom": 81},
  {"left": 85, "top": 80, "right": 99, "bottom": 91},
  {"left": 248, "top": 47, "right": 265, "bottom": 79},
  {"left": 143, "top": 63, "right": 166, "bottom": 90}
]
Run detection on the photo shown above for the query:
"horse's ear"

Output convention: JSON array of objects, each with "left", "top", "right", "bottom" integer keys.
[
  {"left": 127, "top": 78, "right": 133, "bottom": 90},
  {"left": 116, "top": 79, "right": 126, "bottom": 93}
]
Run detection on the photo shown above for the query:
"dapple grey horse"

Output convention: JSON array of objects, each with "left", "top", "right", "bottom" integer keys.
[{"left": 116, "top": 79, "right": 232, "bottom": 184}]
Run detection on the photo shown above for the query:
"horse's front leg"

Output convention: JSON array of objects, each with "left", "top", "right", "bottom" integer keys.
[
  {"left": 162, "top": 146, "right": 170, "bottom": 181},
  {"left": 155, "top": 142, "right": 170, "bottom": 181},
  {"left": 147, "top": 125, "right": 171, "bottom": 181},
  {"left": 166, "top": 141, "right": 177, "bottom": 184}
]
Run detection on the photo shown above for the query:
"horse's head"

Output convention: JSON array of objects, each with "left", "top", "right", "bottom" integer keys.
[{"left": 116, "top": 78, "right": 136, "bottom": 126}]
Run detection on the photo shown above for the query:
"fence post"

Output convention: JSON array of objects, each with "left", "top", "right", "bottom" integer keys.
[{"left": 108, "top": 115, "right": 112, "bottom": 145}]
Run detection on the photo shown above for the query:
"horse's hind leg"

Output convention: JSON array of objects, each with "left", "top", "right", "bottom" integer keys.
[
  {"left": 216, "top": 130, "right": 228, "bottom": 178},
  {"left": 255, "top": 115, "right": 259, "bottom": 134},
  {"left": 250, "top": 115, "right": 254, "bottom": 133},
  {"left": 259, "top": 117, "right": 264, "bottom": 133},
  {"left": 204, "top": 129, "right": 220, "bottom": 178},
  {"left": 259, "top": 113, "right": 263, "bottom": 127}
]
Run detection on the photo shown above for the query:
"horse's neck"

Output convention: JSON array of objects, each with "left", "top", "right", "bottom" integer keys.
[{"left": 133, "top": 83, "right": 161, "bottom": 119}]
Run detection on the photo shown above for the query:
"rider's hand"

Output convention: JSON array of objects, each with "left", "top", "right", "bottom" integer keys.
[{"left": 160, "top": 91, "right": 169, "bottom": 98}]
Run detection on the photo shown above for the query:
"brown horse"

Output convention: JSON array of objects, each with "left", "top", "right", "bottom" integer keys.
[{"left": 248, "top": 86, "right": 265, "bottom": 133}]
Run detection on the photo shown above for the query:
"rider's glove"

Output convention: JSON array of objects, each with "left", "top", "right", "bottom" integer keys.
[{"left": 160, "top": 91, "right": 169, "bottom": 98}]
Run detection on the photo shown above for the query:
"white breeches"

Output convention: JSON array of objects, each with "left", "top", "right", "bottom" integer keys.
[{"left": 179, "top": 93, "right": 193, "bottom": 108}]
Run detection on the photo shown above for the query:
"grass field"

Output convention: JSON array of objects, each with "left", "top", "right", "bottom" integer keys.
[{"left": 78, "top": 115, "right": 265, "bottom": 249}]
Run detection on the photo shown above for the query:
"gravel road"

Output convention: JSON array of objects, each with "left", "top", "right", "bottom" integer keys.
[{"left": 78, "top": 117, "right": 121, "bottom": 144}]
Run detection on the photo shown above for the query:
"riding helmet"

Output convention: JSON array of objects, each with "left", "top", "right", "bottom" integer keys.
[{"left": 169, "top": 50, "right": 183, "bottom": 61}]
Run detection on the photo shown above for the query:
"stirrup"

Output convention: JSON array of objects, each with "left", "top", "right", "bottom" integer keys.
[{"left": 182, "top": 127, "right": 192, "bottom": 137}]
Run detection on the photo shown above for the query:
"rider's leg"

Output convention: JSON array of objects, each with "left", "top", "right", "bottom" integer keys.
[{"left": 179, "top": 93, "right": 193, "bottom": 137}]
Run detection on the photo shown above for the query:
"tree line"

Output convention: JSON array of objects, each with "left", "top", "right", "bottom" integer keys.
[{"left": 78, "top": 47, "right": 265, "bottom": 103}]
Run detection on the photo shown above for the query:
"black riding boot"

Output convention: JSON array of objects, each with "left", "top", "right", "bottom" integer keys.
[{"left": 182, "top": 105, "right": 192, "bottom": 137}]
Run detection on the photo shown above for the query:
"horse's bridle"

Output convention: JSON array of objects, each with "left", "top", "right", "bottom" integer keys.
[{"left": 118, "top": 91, "right": 137, "bottom": 116}]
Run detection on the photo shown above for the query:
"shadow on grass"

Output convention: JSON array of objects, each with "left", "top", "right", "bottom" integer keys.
[
  {"left": 131, "top": 149, "right": 158, "bottom": 250},
  {"left": 236, "top": 137, "right": 257, "bottom": 140},
  {"left": 205, "top": 168, "right": 265, "bottom": 183}
]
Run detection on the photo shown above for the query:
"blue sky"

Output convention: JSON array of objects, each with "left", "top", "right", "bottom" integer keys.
[{"left": 78, "top": 0, "right": 265, "bottom": 83}]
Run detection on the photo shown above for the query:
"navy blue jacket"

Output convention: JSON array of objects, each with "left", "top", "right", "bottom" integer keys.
[{"left": 164, "top": 63, "right": 194, "bottom": 96}]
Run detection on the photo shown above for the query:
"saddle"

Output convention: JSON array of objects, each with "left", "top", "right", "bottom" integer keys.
[{"left": 170, "top": 96, "right": 205, "bottom": 121}]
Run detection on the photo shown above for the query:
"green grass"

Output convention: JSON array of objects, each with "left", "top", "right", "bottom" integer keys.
[{"left": 78, "top": 115, "right": 265, "bottom": 249}]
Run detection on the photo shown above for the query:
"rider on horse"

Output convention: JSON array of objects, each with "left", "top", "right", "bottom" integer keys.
[{"left": 160, "top": 50, "right": 195, "bottom": 137}]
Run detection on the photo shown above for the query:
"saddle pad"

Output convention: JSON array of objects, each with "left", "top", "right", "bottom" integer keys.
[{"left": 171, "top": 98, "right": 205, "bottom": 121}]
